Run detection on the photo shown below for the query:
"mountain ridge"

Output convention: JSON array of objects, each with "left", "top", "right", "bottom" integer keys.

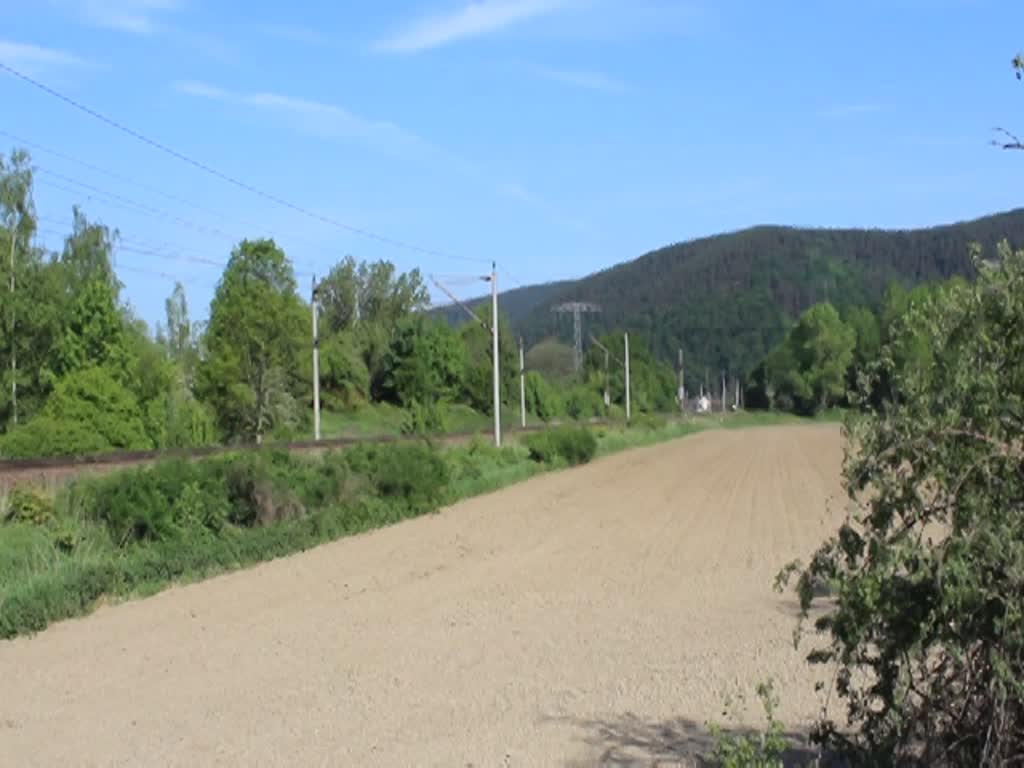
[{"left": 433, "top": 208, "right": 1024, "bottom": 386}]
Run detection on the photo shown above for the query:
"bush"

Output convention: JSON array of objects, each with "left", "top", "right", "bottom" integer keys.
[
  {"left": 221, "top": 453, "right": 305, "bottom": 527},
  {"left": 1, "top": 367, "right": 152, "bottom": 458},
  {"left": 780, "top": 243, "right": 1024, "bottom": 765},
  {"left": 344, "top": 442, "right": 449, "bottom": 511},
  {"left": 400, "top": 399, "right": 448, "bottom": 435},
  {"left": 524, "top": 427, "right": 598, "bottom": 466},
  {"left": 524, "top": 371, "right": 562, "bottom": 422},
  {"left": 708, "top": 681, "right": 789, "bottom": 768},
  {"left": 564, "top": 386, "right": 605, "bottom": 420},
  {"left": 3, "top": 488, "right": 56, "bottom": 526},
  {"left": 80, "top": 466, "right": 180, "bottom": 545}
]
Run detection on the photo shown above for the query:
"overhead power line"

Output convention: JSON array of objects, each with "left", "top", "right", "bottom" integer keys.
[
  {"left": 35, "top": 225, "right": 205, "bottom": 284},
  {"left": 0, "top": 129, "right": 361, "bottom": 269},
  {"left": 0, "top": 62, "right": 489, "bottom": 266}
]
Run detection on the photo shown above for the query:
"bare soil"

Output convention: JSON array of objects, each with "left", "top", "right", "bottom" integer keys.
[{"left": 0, "top": 425, "right": 845, "bottom": 767}]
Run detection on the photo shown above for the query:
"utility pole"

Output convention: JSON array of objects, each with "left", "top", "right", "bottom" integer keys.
[
  {"left": 519, "top": 337, "right": 526, "bottom": 429},
  {"left": 311, "top": 275, "right": 321, "bottom": 441},
  {"left": 552, "top": 301, "right": 601, "bottom": 373},
  {"left": 8, "top": 229, "right": 16, "bottom": 426},
  {"left": 589, "top": 334, "right": 622, "bottom": 416},
  {"left": 624, "top": 332, "right": 631, "bottom": 424},
  {"left": 678, "top": 348, "right": 685, "bottom": 413},
  {"left": 491, "top": 264, "right": 501, "bottom": 447},
  {"left": 603, "top": 348, "right": 610, "bottom": 409}
]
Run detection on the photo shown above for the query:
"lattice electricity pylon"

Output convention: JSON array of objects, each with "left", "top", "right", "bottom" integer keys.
[{"left": 552, "top": 301, "right": 601, "bottom": 373}]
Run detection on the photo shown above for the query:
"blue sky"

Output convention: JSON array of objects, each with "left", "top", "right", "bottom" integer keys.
[{"left": 2, "top": 0, "right": 1023, "bottom": 328}]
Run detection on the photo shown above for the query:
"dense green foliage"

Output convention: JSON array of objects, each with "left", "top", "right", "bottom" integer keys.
[{"left": 780, "top": 242, "right": 1024, "bottom": 765}]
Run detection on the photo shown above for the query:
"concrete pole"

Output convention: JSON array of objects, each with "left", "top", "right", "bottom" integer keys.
[
  {"left": 624, "top": 332, "right": 631, "bottom": 424},
  {"left": 491, "top": 265, "right": 501, "bottom": 447},
  {"left": 311, "top": 275, "right": 321, "bottom": 441},
  {"left": 519, "top": 337, "right": 526, "bottom": 429},
  {"left": 8, "top": 229, "right": 16, "bottom": 426},
  {"left": 678, "top": 348, "right": 684, "bottom": 413}
]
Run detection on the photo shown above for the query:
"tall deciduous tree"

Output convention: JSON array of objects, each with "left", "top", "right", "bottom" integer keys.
[
  {"left": 760, "top": 302, "right": 855, "bottom": 414},
  {"left": 198, "top": 239, "right": 308, "bottom": 442},
  {"left": 0, "top": 149, "right": 38, "bottom": 429},
  {"left": 60, "top": 206, "right": 119, "bottom": 296},
  {"left": 319, "top": 256, "right": 429, "bottom": 333}
]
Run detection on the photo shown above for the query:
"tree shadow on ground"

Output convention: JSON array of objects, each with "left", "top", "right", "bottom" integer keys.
[{"left": 552, "top": 712, "right": 841, "bottom": 767}]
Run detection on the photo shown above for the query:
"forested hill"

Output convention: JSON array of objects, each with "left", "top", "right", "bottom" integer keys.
[{"left": 439, "top": 208, "right": 1024, "bottom": 387}]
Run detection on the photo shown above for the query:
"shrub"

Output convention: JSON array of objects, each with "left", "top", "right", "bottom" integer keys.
[
  {"left": 780, "top": 243, "right": 1024, "bottom": 765},
  {"left": 708, "top": 681, "right": 789, "bottom": 768},
  {"left": 564, "top": 386, "right": 604, "bottom": 420},
  {"left": 220, "top": 453, "right": 305, "bottom": 527},
  {"left": 524, "top": 371, "right": 562, "bottom": 422},
  {"left": 345, "top": 442, "right": 449, "bottom": 511},
  {"left": 1, "top": 367, "right": 152, "bottom": 458},
  {"left": 524, "top": 427, "right": 597, "bottom": 466},
  {"left": 80, "top": 467, "right": 180, "bottom": 546},
  {"left": 400, "top": 399, "right": 448, "bottom": 435},
  {"left": 3, "top": 488, "right": 56, "bottom": 526}
]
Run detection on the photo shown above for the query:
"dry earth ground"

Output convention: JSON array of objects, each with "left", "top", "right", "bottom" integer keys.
[{"left": 0, "top": 424, "right": 845, "bottom": 767}]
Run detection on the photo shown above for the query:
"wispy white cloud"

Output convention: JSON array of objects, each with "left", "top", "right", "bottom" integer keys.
[
  {"left": 820, "top": 103, "right": 883, "bottom": 118},
  {"left": 72, "top": 0, "right": 184, "bottom": 34},
  {"left": 375, "top": 0, "right": 573, "bottom": 53},
  {"left": 0, "top": 40, "right": 89, "bottom": 69},
  {"left": 172, "top": 80, "right": 426, "bottom": 152},
  {"left": 257, "top": 22, "right": 327, "bottom": 45},
  {"left": 174, "top": 79, "right": 228, "bottom": 99},
  {"left": 535, "top": 66, "right": 624, "bottom": 91},
  {"left": 497, "top": 181, "right": 588, "bottom": 231}
]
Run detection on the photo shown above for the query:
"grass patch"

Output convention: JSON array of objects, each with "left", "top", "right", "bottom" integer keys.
[{"left": 320, "top": 402, "right": 543, "bottom": 440}]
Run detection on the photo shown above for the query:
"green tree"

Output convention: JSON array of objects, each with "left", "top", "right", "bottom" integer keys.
[
  {"left": 317, "top": 256, "right": 360, "bottom": 332},
  {"left": 0, "top": 148, "right": 40, "bottom": 429},
  {"left": 59, "top": 206, "right": 119, "bottom": 296},
  {"left": 162, "top": 282, "right": 195, "bottom": 374},
  {"left": 760, "top": 303, "right": 854, "bottom": 414},
  {"left": 318, "top": 331, "right": 371, "bottom": 409},
  {"left": 52, "top": 279, "right": 132, "bottom": 380},
  {"left": 197, "top": 239, "right": 308, "bottom": 442},
  {"left": 318, "top": 256, "right": 429, "bottom": 332},
  {"left": 459, "top": 307, "right": 516, "bottom": 414},
  {"left": 781, "top": 242, "right": 1024, "bottom": 764},
  {"left": 382, "top": 316, "right": 465, "bottom": 408}
]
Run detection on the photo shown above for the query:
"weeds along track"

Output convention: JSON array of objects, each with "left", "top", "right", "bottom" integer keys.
[
  {"left": 0, "top": 424, "right": 844, "bottom": 766},
  {"left": 0, "top": 423, "right": 558, "bottom": 494}
]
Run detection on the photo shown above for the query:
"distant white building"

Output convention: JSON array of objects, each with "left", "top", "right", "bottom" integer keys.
[{"left": 696, "top": 394, "right": 711, "bottom": 413}]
